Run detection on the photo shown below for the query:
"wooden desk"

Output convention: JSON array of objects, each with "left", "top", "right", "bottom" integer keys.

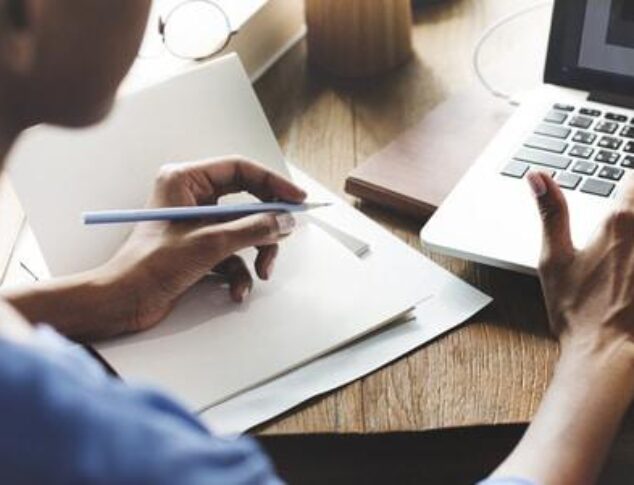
[
  {"left": 254, "top": 3, "right": 634, "bottom": 477},
  {"left": 254, "top": 0, "right": 558, "bottom": 435}
]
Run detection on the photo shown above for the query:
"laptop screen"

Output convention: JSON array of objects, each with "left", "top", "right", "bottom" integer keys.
[{"left": 546, "top": 0, "right": 634, "bottom": 97}]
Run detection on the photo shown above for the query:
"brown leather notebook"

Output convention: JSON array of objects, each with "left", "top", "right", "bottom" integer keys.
[{"left": 345, "top": 86, "right": 514, "bottom": 220}]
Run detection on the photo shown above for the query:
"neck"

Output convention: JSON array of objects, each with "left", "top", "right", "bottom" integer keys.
[
  {"left": 0, "top": 81, "right": 31, "bottom": 170},
  {"left": 0, "top": 116, "right": 21, "bottom": 171}
]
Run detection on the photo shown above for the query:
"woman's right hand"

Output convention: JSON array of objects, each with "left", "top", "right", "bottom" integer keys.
[{"left": 528, "top": 171, "right": 634, "bottom": 361}]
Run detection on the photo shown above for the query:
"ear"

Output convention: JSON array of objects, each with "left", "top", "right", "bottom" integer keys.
[{"left": 0, "top": 0, "right": 38, "bottom": 75}]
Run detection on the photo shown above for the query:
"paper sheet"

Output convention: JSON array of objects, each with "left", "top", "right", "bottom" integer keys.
[
  {"left": 5, "top": 167, "right": 491, "bottom": 433},
  {"left": 4, "top": 165, "right": 491, "bottom": 431},
  {"left": 96, "top": 222, "right": 428, "bottom": 411},
  {"left": 198, "top": 168, "right": 492, "bottom": 434},
  {"left": 202, "top": 274, "right": 490, "bottom": 435},
  {"left": 5, "top": 55, "right": 492, "bottom": 431}
]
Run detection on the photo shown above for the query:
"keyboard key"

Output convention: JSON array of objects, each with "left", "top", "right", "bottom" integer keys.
[
  {"left": 598, "top": 136, "right": 622, "bottom": 150},
  {"left": 623, "top": 155, "right": 634, "bottom": 169},
  {"left": 624, "top": 141, "right": 634, "bottom": 153},
  {"left": 553, "top": 103, "right": 575, "bottom": 112},
  {"left": 524, "top": 136, "right": 568, "bottom": 154},
  {"left": 572, "top": 160, "right": 598, "bottom": 175},
  {"left": 580, "top": 108, "right": 601, "bottom": 117},
  {"left": 596, "top": 150, "right": 620, "bottom": 165},
  {"left": 572, "top": 131, "right": 596, "bottom": 144},
  {"left": 500, "top": 161, "right": 529, "bottom": 179},
  {"left": 598, "top": 166, "right": 624, "bottom": 181},
  {"left": 606, "top": 112, "right": 628, "bottom": 122},
  {"left": 580, "top": 178, "right": 615, "bottom": 197},
  {"left": 534, "top": 123, "right": 571, "bottom": 139},
  {"left": 569, "top": 115, "right": 593, "bottom": 129},
  {"left": 569, "top": 145, "right": 594, "bottom": 159},
  {"left": 595, "top": 121, "right": 619, "bottom": 134},
  {"left": 544, "top": 110, "right": 568, "bottom": 124},
  {"left": 513, "top": 148, "right": 572, "bottom": 170},
  {"left": 555, "top": 172, "right": 582, "bottom": 190},
  {"left": 622, "top": 126, "right": 634, "bottom": 139}
]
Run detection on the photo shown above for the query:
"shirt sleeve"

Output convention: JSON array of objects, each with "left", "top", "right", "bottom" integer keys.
[{"left": 0, "top": 325, "right": 283, "bottom": 485}]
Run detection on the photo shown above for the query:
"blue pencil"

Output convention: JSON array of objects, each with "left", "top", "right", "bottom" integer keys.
[{"left": 83, "top": 202, "right": 331, "bottom": 225}]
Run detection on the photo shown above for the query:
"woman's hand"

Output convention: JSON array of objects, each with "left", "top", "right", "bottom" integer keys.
[
  {"left": 489, "top": 172, "right": 634, "bottom": 485},
  {"left": 101, "top": 156, "right": 306, "bottom": 335},
  {"left": 528, "top": 172, "right": 634, "bottom": 362}
]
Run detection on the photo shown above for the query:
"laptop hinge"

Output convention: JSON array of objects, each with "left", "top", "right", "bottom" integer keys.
[{"left": 588, "top": 91, "right": 634, "bottom": 110}]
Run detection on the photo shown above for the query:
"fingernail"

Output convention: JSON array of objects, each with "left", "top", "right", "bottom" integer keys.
[
  {"left": 527, "top": 173, "right": 547, "bottom": 198},
  {"left": 276, "top": 213, "right": 296, "bottom": 235},
  {"left": 239, "top": 285, "right": 251, "bottom": 302},
  {"left": 264, "top": 257, "right": 276, "bottom": 280}
]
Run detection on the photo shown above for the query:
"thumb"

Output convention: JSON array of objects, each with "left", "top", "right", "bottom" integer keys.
[
  {"left": 196, "top": 212, "right": 296, "bottom": 256},
  {"left": 527, "top": 171, "right": 574, "bottom": 266}
]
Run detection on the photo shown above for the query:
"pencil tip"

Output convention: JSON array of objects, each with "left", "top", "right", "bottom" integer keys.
[{"left": 306, "top": 202, "right": 332, "bottom": 210}]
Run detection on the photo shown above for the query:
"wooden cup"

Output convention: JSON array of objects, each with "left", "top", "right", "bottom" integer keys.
[{"left": 305, "top": 0, "right": 414, "bottom": 78}]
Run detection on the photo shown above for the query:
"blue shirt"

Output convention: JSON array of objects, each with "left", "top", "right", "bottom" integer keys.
[{"left": 0, "top": 325, "right": 282, "bottom": 485}]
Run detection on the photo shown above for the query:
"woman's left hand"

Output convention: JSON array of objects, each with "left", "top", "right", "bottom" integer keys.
[{"left": 101, "top": 156, "right": 306, "bottom": 335}]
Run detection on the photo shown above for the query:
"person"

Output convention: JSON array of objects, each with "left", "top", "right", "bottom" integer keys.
[
  {"left": 479, "top": 171, "right": 634, "bottom": 485},
  {"left": 0, "top": 1, "right": 632, "bottom": 484},
  {"left": 0, "top": 1, "right": 295, "bottom": 483}
]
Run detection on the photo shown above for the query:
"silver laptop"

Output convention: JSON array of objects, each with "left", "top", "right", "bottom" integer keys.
[{"left": 421, "top": 0, "right": 634, "bottom": 274}]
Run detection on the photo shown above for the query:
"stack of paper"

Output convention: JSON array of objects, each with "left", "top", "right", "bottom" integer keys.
[
  {"left": 98, "top": 222, "right": 426, "bottom": 409},
  {"left": 200, "top": 166, "right": 491, "bottom": 433},
  {"left": 8, "top": 55, "right": 445, "bottom": 412}
]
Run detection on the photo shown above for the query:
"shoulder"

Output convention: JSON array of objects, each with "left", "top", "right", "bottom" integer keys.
[{"left": 0, "top": 309, "right": 280, "bottom": 485}]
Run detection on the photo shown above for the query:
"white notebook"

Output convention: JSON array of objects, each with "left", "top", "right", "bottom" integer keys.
[
  {"left": 8, "top": 56, "right": 429, "bottom": 410},
  {"left": 98, "top": 223, "right": 417, "bottom": 409}
]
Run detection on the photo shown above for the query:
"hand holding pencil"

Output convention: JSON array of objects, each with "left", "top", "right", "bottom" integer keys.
[{"left": 92, "top": 157, "right": 311, "bottom": 339}]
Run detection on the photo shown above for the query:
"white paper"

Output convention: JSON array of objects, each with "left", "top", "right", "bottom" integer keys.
[
  {"left": 202, "top": 276, "right": 490, "bottom": 435},
  {"left": 97, "top": 222, "right": 428, "bottom": 410},
  {"left": 2, "top": 225, "right": 48, "bottom": 287},
  {"left": 9, "top": 56, "right": 289, "bottom": 277},
  {"left": 8, "top": 57, "right": 437, "bottom": 412},
  {"left": 198, "top": 168, "right": 492, "bottom": 434},
  {"left": 6, "top": 55, "right": 492, "bottom": 429},
  {"left": 5, "top": 166, "right": 491, "bottom": 433}
]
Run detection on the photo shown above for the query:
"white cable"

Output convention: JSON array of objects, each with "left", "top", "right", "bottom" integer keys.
[{"left": 473, "top": 1, "right": 553, "bottom": 107}]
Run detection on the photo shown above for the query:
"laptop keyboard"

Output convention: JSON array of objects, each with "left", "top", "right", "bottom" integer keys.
[{"left": 500, "top": 102, "right": 634, "bottom": 197}]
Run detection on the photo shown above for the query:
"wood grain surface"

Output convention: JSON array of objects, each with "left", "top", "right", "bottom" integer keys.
[{"left": 254, "top": 0, "right": 560, "bottom": 435}]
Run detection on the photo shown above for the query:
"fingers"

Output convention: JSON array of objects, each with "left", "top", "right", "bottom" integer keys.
[
  {"left": 192, "top": 212, "right": 296, "bottom": 258},
  {"left": 594, "top": 174, "right": 634, "bottom": 249},
  {"left": 616, "top": 173, "right": 634, "bottom": 212},
  {"left": 175, "top": 157, "right": 307, "bottom": 204},
  {"left": 255, "top": 244, "right": 279, "bottom": 281},
  {"left": 213, "top": 247, "right": 280, "bottom": 303},
  {"left": 224, "top": 213, "right": 296, "bottom": 253},
  {"left": 188, "top": 214, "right": 292, "bottom": 301},
  {"left": 527, "top": 172, "right": 574, "bottom": 267},
  {"left": 212, "top": 246, "right": 279, "bottom": 303},
  {"left": 213, "top": 255, "right": 253, "bottom": 303}
]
